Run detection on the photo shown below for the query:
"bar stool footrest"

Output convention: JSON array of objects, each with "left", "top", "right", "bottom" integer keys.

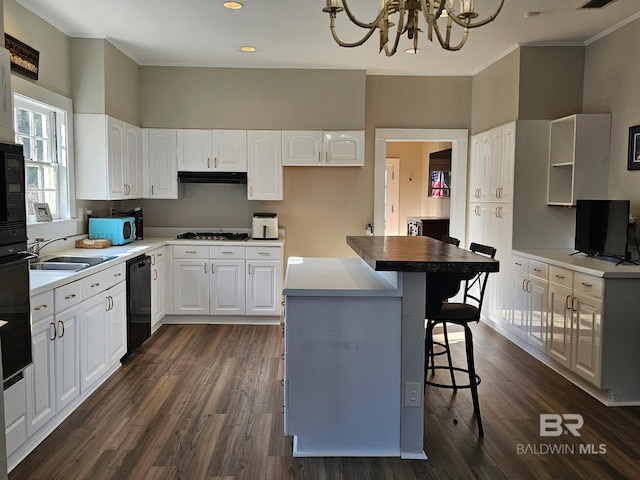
[{"left": 425, "top": 366, "right": 481, "bottom": 390}]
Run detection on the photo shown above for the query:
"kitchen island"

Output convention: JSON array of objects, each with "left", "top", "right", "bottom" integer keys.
[{"left": 283, "top": 236, "right": 499, "bottom": 459}]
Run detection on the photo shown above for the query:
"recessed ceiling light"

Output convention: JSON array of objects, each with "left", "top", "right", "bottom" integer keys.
[
  {"left": 223, "top": 1, "right": 243, "bottom": 9},
  {"left": 404, "top": 48, "right": 420, "bottom": 54},
  {"left": 240, "top": 46, "right": 256, "bottom": 52}
]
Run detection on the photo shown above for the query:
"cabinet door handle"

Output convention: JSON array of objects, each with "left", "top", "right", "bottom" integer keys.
[
  {"left": 185, "top": 250, "right": 197, "bottom": 254},
  {"left": 581, "top": 282, "right": 593, "bottom": 288},
  {"left": 250, "top": 186, "right": 254, "bottom": 196},
  {"left": 522, "top": 279, "right": 527, "bottom": 292},
  {"left": 153, "top": 269, "right": 158, "bottom": 281},
  {"left": 50, "top": 322, "right": 56, "bottom": 341},
  {"left": 248, "top": 264, "right": 253, "bottom": 275},
  {"left": 514, "top": 262, "right": 522, "bottom": 266},
  {"left": 533, "top": 268, "right": 541, "bottom": 272},
  {"left": 91, "top": 282, "right": 101, "bottom": 289},
  {"left": 214, "top": 157, "right": 218, "bottom": 168},
  {"left": 222, "top": 251, "right": 233, "bottom": 255},
  {"left": 496, "top": 187, "right": 500, "bottom": 198},
  {"left": 555, "top": 274, "right": 565, "bottom": 280},
  {"left": 207, "top": 158, "right": 210, "bottom": 169},
  {"left": 211, "top": 263, "right": 215, "bottom": 274},
  {"left": 35, "top": 304, "right": 49, "bottom": 311},
  {"left": 64, "top": 294, "right": 76, "bottom": 300},
  {"left": 318, "top": 151, "right": 321, "bottom": 163},
  {"left": 565, "top": 294, "right": 572, "bottom": 310},
  {"left": 526, "top": 280, "right": 531, "bottom": 293},
  {"left": 204, "top": 263, "right": 208, "bottom": 274},
  {"left": 151, "top": 185, "right": 155, "bottom": 196},
  {"left": 57, "top": 320, "right": 65, "bottom": 338},
  {"left": 258, "top": 252, "right": 271, "bottom": 256},
  {"left": 571, "top": 296, "right": 577, "bottom": 312}
]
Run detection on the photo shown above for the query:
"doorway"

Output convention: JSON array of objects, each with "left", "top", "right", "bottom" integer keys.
[{"left": 374, "top": 129, "right": 469, "bottom": 246}]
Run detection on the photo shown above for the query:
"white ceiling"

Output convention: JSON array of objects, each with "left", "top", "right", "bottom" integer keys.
[{"left": 13, "top": 0, "right": 640, "bottom": 76}]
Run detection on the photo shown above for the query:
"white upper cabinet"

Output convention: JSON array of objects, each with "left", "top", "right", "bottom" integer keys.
[
  {"left": 247, "top": 130, "right": 283, "bottom": 201},
  {"left": 547, "top": 113, "right": 611, "bottom": 206},
  {"left": 213, "top": 130, "right": 247, "bottom": 171},
  {"left": 144, "top": 129, "right": 180, "bottom": 199},
  {"left": 177, "top": 129, "right": 247, "bottom": 172},
  {"left": 282, "top": 131, "right": 324, "bottom": 166},
  {"left": 469, "top": 122, "right": 515, "bottom": 203},
  {"left": 282, "top": 130, "right": 364, "bottom": 166},
  {"left": 323, "top": 131, "right": 364, "bottom": 166},
  {"left": 75, "top": 115, "right": 143, "bottom": 200}
]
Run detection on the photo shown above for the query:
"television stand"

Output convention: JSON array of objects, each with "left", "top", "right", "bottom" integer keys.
[{"left": 569, "top": 251, "right": 638, "bottom": 266}]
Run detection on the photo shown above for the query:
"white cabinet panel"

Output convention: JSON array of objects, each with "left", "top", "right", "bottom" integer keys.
[
  {"left": 177, "top": 129, "right": 212, "bottom": 171},
  {"left": 213, "top": 130, "right": 247, "bottom": 172},
  {"left": 247, "top": 130, "right": 283, "bottom": 200},
  {"left": 282, "top": 131, "right": 323, "bottom": 166},
  {"left": 210, "top": 260, "right": 245, "bottom": 315},
  {"left": 246, "top": 260, "right": 281, "bottom": 316},
  {"left": 323, "top": 131, "right": 364, "bottom": 166},
  {"left": 172, "top": 260, "right": 209, "bottom": 315},
  {"left": 145, "top": 129, "right": 179, "bottom": 199},
  {"left": 80, "top": 294, "right": 109, "bottom": 392},
  {"left": 107, "top": 282, "right": 127, "bottom": 367}
]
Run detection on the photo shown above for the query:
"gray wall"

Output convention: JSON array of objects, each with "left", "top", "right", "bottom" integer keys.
[{"left": 583, "top": 17, "right": 640, "bottom": 222}]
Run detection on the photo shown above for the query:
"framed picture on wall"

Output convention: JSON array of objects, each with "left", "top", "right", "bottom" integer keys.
[{"left": 627, "top": 125, "right": 640, "bottom": 170}]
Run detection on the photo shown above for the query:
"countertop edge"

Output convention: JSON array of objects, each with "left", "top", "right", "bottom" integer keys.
[{"left": 512, "top": 249, "right": 640, "bottom": 278}]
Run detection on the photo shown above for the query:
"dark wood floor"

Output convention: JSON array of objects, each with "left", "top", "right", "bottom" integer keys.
[{"left": 9, "top": 322, "right": 640, "bottom": 480}]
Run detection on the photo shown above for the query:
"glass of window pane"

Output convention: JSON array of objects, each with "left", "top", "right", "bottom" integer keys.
[
  {"left": 16, "top": 109, "right": 30, "bottom": 135},
  {"left": 19, "top": 137, "right": 32, "bottom": 161},
  {"left": 25, "top": 165, "right": 40, "bottom": 189},
  {"left": 44, "top": 191, "right": 58, "bottom": 217},
  {"left": 34, "top": 112, "right": 46, "bottom": 138},
  {"left": 42, "top": 165, "right": 58, "bottom": 190}
]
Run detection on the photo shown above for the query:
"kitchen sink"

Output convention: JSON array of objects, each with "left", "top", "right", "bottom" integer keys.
[
  {"left": 42, "top": 255, "right": 116, "bottom": 266},
  {"left": 30, "top": 262, "right": 90, "bottom": 271},
  {"left": 30, "top": 255, "right": 116, "bottom": 272}
]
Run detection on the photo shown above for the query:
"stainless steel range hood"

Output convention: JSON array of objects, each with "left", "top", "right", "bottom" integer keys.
[{"left": 177, "top": 171, "right": 247, "bottom": 184}]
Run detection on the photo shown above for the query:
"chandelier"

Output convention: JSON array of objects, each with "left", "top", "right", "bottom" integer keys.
[{"left": 323, "top": 0, "right": 505, "bottom": 55}]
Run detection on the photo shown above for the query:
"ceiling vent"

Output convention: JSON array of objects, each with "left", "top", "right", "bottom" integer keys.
[{"left": 580, "top": 0, "right": 617, "bottom": 9}]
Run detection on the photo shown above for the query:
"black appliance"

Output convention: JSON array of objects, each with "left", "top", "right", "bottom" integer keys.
[
  {"left": 176, "top": 232, "right": 249, "bottom": 241},
  {"left": 0, "top": 142, "right": 32, "bottom": 381},
  {"left": 123, "top": 254, "right": 151, "bottom": 360},
  {"left": 574, "top": 199, "right": 631, "bottom": 262},
  {"left": 128, "top": 207, "right": 143, "bottom": 240}
]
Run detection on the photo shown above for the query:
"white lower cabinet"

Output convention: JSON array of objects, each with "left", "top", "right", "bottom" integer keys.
[
  {"left": 508, "top": 255, "right": 548, "bottom": 353},
  {"left": 3, "top": 377, "right": 27, "bottom": 457},
  {"left": 246, "top": 247, "right": 282, "bottom": 316},
  {"left": 210, "top": 259, "right": 245, "bottom": 315},
  {"left": 26, "top": 289, "right": 82, "bottom": 439},
  {"left": 508, "top": 256, "right": 603, "bottom": 387},
  {"left": 171, "top": 244, "right": 283, "bottom": 318},
  {"left": 151, "top": 247, "right": 167, "bottom": 330}
]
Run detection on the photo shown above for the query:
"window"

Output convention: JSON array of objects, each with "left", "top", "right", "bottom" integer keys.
[{"left": 14, "top": 95, "right": 69, "bottom": 222}]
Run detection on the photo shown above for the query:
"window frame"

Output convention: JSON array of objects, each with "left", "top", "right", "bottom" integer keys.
[{"left": 11, "top": 76, "right": 75, "bottom": 224}]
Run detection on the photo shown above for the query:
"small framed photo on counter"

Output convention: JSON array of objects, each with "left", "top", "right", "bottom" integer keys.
[
  {"left": 628, "top": 124, "right": 640, "bottom": 170},
  {"left": 34, "top": 202, "right": 52, "bottom": 222}
]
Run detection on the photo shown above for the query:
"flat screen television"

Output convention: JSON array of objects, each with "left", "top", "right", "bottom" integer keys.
[{"left": 574, "top": 199, "right": 630, "bottom": 260}]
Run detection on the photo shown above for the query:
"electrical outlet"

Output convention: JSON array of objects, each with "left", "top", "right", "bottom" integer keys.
[{"left": 404, "top": 381, "right": 422, "bottom": 407}]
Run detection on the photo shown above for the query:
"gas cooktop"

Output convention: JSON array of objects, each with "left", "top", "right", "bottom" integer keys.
[{"left": 176, "top": 232, "right": 250, "bottom": 241}]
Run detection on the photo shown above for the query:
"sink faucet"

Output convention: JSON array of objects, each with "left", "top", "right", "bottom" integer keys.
[{"left": 28, "top": 236, "right": 68, "bottom": 257}]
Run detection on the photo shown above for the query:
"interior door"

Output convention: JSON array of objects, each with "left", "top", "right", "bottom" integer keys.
[{"left": 385, "top": 158, "right": 400, "bottom": 235}]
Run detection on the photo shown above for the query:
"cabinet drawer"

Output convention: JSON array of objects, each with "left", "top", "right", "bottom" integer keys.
[
  {"left": 105, "top": 263, "right": 126, "bottom": 289},
  {"left": 55, "top": 280, "right": 83, "bottom": 311},
  {"left": 510, "top": 255, "right": 528, "bottom": 274},
  {"left": 528, "top": 261, "right": 548, "bottom": 280},
  {"left": 549, "top": 265, "right": 572, "bottom": 288},
  {"left": 81, "top": 269, "right": 108, "bottom": 299},
  {"left": 172, "top": 245, "right": 209, "bottom": 259},
  {"left": 246, "top": 246, "right": 281, "bottom": 260},
  {"left": 574, "top": 273, "right": 603, "bottom": 299},
  {"left": 209, "top": 246, "right": 245, "bottom": 259},
  {"left": 150, "top": 248, "right": 166, "bottom": 265},
  {"left": 31, "top": 290, "right": 54, "bottom": 323}
]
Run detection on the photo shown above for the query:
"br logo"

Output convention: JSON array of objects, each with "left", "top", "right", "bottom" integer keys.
[{"left": 540, "top": 414, "right": 584, "bottom": 437}]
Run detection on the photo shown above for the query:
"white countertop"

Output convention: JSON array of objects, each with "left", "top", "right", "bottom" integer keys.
[
  {"left": 283, "top": 257, "right": 402, "bottom": 297},
  {"left": 30, "top": 234, "right": 286, "bottom": 295},
  {"left": 29, "top": 238, "right": 168, "bottom": 294},
  {"left": 513, "top": 248, "right": 640, "bottom": 278}
]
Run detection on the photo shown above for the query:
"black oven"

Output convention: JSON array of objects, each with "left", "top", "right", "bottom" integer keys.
[{"left": 0, "top": 142, "right": 32, "bottom": 381}]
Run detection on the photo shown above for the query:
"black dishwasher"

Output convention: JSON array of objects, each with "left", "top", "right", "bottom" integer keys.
[{"left": 123, "top": 254, "right": 151, "bottom": 360}]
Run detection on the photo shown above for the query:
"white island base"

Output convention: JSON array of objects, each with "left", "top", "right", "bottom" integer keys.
[{"left": 283, "top": 257, "right": 430, "bottom": 459}]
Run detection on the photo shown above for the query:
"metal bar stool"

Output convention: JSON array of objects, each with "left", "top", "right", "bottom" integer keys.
[{"left": 424, "top": 242, "right": 497, "bottom": 437}]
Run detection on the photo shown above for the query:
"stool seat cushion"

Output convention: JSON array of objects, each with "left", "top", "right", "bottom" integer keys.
[{"left": 431, "top": 303, "right": 479, "bottom": 323}]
